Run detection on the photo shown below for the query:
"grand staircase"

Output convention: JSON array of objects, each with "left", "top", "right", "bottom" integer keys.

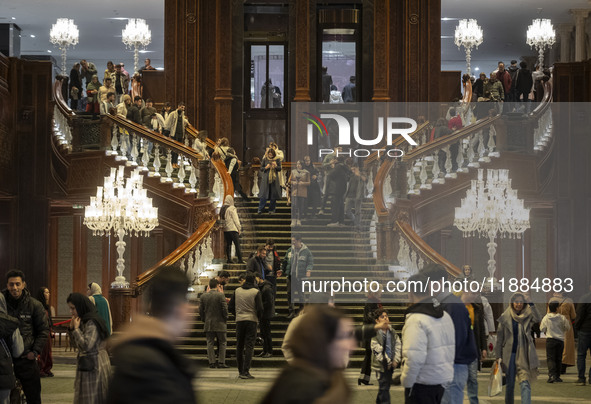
[{"left": 179, "top": 198, "right": 408, "bottom": 368}]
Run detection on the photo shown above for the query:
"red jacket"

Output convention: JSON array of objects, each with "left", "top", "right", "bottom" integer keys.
[
  {"left": 496, "top": 70, "right": 512, "bottom": 96},
  {"left": 448, "top": 116, "right": 463, "bottom": 131}
]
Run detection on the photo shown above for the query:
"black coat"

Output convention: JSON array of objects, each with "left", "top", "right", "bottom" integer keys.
[
  {"left": 0, "top": 311, "right": 18, "bottom": 389},
  {"left": 260, "top": 280, "right": 275, "bottom": 320},
  {"left": 327, "top": 163, "right": 351, "bottom": 196},
  {"left": 3, "top": 289, "right": 48, "bottom": 356},
  {"left": 107, "top": 338, "right": 197, "bottom": 404},
  {"left": 246, "top": 256, "right": 266, "bottom": 278},
  {"left": 515, "top": 68, "right": 533, "bottom": 95},
  {"left": 575, "top": 291, "right": 591, "bottom": 333}
]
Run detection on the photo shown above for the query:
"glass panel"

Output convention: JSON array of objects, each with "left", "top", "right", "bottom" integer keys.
[
  {"left": 321, "top": 28, "right": 357, "bottom": 103},
  {"left": 250, "top": 45, "right": 267, "bottom": 109},
  {"left": 268, "top": 45, "right": 284, "bottom": 109},
  {"left": 244, "top": 119, "right": 286, "bottom": 163}
]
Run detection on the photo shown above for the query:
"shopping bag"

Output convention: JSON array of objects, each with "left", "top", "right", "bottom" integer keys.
[{"left": 488, "top": 358, "right": 503, "bottom": 397}]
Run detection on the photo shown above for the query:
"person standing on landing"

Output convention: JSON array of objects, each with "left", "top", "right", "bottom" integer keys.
[{"left": 87, "top": 283, "right": 113, "bottom": 336}]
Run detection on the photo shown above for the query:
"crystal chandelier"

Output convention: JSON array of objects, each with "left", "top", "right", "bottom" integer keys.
[
  {"left": 454, "top": 19, "right": 483, "bottom": 77},
  {"left": 526, "top": 19, "right": 555, "bottom": 68},
  {"left": 454, "top": 169, "right": 530, "bottom": 282},
  {"left": 84, "top": 166, "right": 159, "bottom": 288},
  {"left": 49, "top": 18, "right": 79, "bottom": 75},
  {"left": 122, "top": 18, "right": 151, "bottom": 74}
]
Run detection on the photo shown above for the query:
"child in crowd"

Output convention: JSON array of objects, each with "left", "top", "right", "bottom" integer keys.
[
  {"left": 371, "top": 309, "right": 401, "bottom": 404},
  {"left": 540, "top": 301, "right": 571, "bottom": 383}
]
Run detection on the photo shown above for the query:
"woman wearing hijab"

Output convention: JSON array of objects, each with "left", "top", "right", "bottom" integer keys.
[
  {"left": 87, "top": 283, "right": 113, "bottom": 336},
  {"left": 67, "top": 293, "right": 111, "bottom": 404},
  {"left": 288, "top": 161, "right": 310, "bottom": 227},
  {"left": 258, "top": 148, "right": 282, "bottom": 215},
  {"left": 86, "top": 75, "right": 101, "bottom": 115},
  {"left": 0, "top": 294, "right": 19, "bottom": 404},
  {"left": 262, "top": 306, "right": 356, "bottom": 404},
  {"left": 36, "top": 287, "right": 54, "bottom": 377},
  {"left": 496, "top": 292, "right": 541, "bottom": 404}
]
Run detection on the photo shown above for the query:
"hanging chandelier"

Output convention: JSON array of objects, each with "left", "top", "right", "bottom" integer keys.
[
  {"left": 122, "top": 18, "right": 152, "bottom": 74},
  {"left": 454, "top": 169, "right": 530, "bottom": 282},
  {"left": 49, "top": 18, "right": 79, "bottom": 76},
  {"left": 84, "top": 166, "right": 158, "bottom": 288},
  {"left": 526, "top": 19, "right": 555, "bottom": 68},
  {"left": 454, "top": 19, "right": 483, "bottom": 77}
]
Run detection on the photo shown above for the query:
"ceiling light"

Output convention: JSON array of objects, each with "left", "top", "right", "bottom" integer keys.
[
  {"left": 30, "top": 35, "right": 35, "bottom": 38},
  {"left": 441, "top": 17, "right": 459, "bottom": 21},
  {"left": 107, "top": 17, "right": 129, "bottom": 20},
  {"left": 441, "top": 36, "right": 453, "bottom": 39},
  {"left": 11, "top": 17, "right": 16, "bottom": 20},
  {"left": 474, "top": 67, "right": 480, "bottom": 71},
  {"left": 47, "top": 50, "right": 52, "bottom": 53},
  {"left": 138, "top": 50, "right": 154, "bottom": 53}
]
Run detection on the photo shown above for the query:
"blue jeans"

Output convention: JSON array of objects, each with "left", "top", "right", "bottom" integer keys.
[
  {"left": 441, "top": 363, "right": 468, "bottom": 404},
  {"left": 577, "top": 331, "right": 591, "bottom": 380},
  {"left": 467, "top": 359, "right": 479, "bottom": 404},
  {"left": 258, "top": 195, "right": 277, "bottom": 213},
  {"left": 376, "top": 367, "right": 394, "bottom": 404},
  {"left": 506, "top": 352, "right": 531, "bottom": 404}
]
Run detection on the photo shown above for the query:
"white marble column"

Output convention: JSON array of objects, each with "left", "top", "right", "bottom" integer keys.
[
  {"left": 556, "top": 23, "right": 573, "bottom": 62},
  {"left": 570, "top": 9, "right": 590, "bottom": 61}
]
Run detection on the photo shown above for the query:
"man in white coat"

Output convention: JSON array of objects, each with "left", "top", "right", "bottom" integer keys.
[{"left": 401, "top": 273, "right": 455, "bottom": 404}]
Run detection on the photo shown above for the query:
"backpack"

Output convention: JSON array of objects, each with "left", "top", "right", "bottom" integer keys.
[{"left": 218, "top": 205, "right": 229, "bottom": 228}]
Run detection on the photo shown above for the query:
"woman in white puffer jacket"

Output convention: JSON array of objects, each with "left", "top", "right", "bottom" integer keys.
[{"left": 221, "top": 195, "right": 243, "bottom": 264}]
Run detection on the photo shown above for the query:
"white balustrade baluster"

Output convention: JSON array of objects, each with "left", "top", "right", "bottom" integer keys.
[
  {"left": 175, "top": 161, "right": 186, "bottom": 188},
  {"left": 408, "top": 165, "right": 418, "bottom": 195},
  {"left": 432, "top": 153, "right": 444, "bottom": 184},
  {"left": 410, "top": 250, "right": 419, "bottom": 275},
  {"left": 366, "top": 170, "right": 373, "bottom": 197},
  {"left": 139, "top": 139, "right": 150, "bottom": 172},
  {"left": 419, "top": 159, "right": 431, "bottom": 189},
  {"left": 150, "top": 145, "right": 161, "bottom": 177},
  {"left": 213, "top": 172, "right": 223, "bottom": 205},
  {"left": 418, "top": 257, "right": 425, "bottom": 270},
  {"left": 444, "top": 145, "right": 457, "bottom": 179},
  {"left": 383, "top": 171, "right": 393, "bottom": 203},
  {"left": 187, "top": 163, "right": 197, "bottom": 193},
  {"left": 477, "top": 130, "right": 490, "bottom": 163},
  {"left": 456, "top": 139, "right": 468, "bottom": 173},
  {"left": 252, "top": 172, "right": 259, "bottom": 197},
  {"left": 127, "top": 134, "right": 139, "bottom": 167},
  {"left": 163, "top": 148, "right": 174, "bottom": 183},
  {"left": 487, "top": 125, "right": 500, "bottom": 158},
  {"left": 467, "top": 132, "right": 480, "bottom": 168},
  {"left": 187, "top": 251, "right": 195, "bottom": 282},
  {"left": 118, "top": 130, "right": 129, "bottom": 162},
  {"left": 109, "top": 124, "right": 119, "bottom": 156},
  {"left": 179, "top": 257, "right": 186, "bottom": 272}
]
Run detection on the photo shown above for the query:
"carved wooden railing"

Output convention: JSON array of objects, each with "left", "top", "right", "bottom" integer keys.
[
  {"left": 51, "top": 78, "right": 233, "bottom": 300},
  {"left": 373, "top": 77, "right": 554, "bottom": 278}
]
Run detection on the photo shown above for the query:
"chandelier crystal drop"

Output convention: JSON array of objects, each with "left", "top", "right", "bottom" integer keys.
[
  {"left": 526, "top": 19, "right": 555, "bottom": 68},
  {"left": 122, "top": 18, "right": 151, "bottom": 74},
  {"left": 454, "top": 19, "right": 483, "bottom": 77},
  {"left": 454, "top": 169, "right": 530, "bottom": 282},
  {"left": 84, "top": 166, "right": 158, "bottom": 288},
  {"left": 49, "top": 18, "right": 79, "bottom": 75}
]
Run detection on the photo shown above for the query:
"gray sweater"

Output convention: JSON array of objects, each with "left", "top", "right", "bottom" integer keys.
[{"left": 229, "top": 285, "right": 263, "bottom": 323}]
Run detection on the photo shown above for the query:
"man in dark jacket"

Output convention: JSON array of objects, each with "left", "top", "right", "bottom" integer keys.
[
  {"left": 127, "top": 96, "right": 143, "bottom": 125},
  {"left": 515, "top": 61, "right": 534, "bottom": 111},
  {"left": 496, "top": 62, "right": 512, "bottom": 101},
  {"left": 246, "top": 245, "right": 267, "bottom": 279},
  {"left": 255, "top": 273, "right": 275, "bottom": 358},
  {"left": 326, "top": 157, "right": 352, "bottom": 227},
  {"left": 506, "top": 60, "right": 520, "bottom": 102},
  {"left": 264, "top": 239, "right": 281, "bottom": 299},
  {"left": 229, "top": 273, "right": 263, "bottom": 379},
  {"left": 3, "top": 270, "right": 49, "bottom": 404},
  {"left": 200, "top": 278, "right": 229, "bottom": 368},
  {"left": 422, "top": 264, "right": 478, "bottom": 404},
  {"left": 282, "top": 234, "right": 314, "bottom": 319},
  {"left": 107, "top": 267, "right": 197, "bottom": 403},
  {"left": 575, "top": 284, "right": 591, "bottom": 385}
]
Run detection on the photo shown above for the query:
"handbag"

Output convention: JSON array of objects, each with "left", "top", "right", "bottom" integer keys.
[
  {"left": 488, "top": 358, "right": 503, "bottom": 397},
  {"left": 78, "top": 353, "right": 98, "bottom": 372},
  {"left": 11, "top": 328, "right": 24, "bottom": 358}
]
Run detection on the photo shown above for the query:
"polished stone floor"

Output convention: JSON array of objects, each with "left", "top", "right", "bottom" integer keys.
[{"left": 40, "top": 347, "right": 591, "bottom": 404}]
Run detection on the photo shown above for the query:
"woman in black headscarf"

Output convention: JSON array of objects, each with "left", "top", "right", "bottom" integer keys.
[
  {"left": 67, "top": 293, "right": 112, "bottom": 404},
  {"left": 36, "top": 287, "right": 54, "bottom": 377}
]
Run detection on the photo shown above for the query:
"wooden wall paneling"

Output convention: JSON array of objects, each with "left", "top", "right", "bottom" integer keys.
[
  {"left": 201, "top": 0, "right": 217, "bottom": 139},
  {"left": 372, "top": 0, "right": 390, "bottom": 101},
  {"left": 439, "top": 71, "right": 462, "bottom": 102},
  {"left": 48, "top": 216, "right": 59, "bottom": 309},
  {"left": 214, "top": 0, "right": 233, "bottom": 141},
  {"left": 293, "top": 0, "right": 311, "bottom": 101},
  {"left": 141, "top": 70, "right": 165, "bottom": 104},
  {"left": 230, "top": 0, "right": 244, "bottom": 155},
  {"left": 72, "top": 215, "right": 87, "bottom": 295}
]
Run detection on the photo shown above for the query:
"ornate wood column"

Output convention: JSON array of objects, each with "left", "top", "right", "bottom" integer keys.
[
  {"left": 293, "top": 0, "right": 311, "bottom": 102},
  {"left": 214, "top": 0, "right": 233, "bottom": 140},
  {"left": 164, "top": 0, "right": 201, "bottom": 127},
  {"left": 570, "top": 9, "right": 589, "bottom": 62},
  {"left": 372, "top": 0, "right": 390, "bottom": 101}
]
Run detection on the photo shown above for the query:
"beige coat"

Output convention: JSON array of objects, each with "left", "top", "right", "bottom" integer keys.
[
  {"left": 289, "top": 169, "right": 310, "bottom": 198},
  {"left": 549, "top": 296, "right": 576, "bottom": 366}
]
